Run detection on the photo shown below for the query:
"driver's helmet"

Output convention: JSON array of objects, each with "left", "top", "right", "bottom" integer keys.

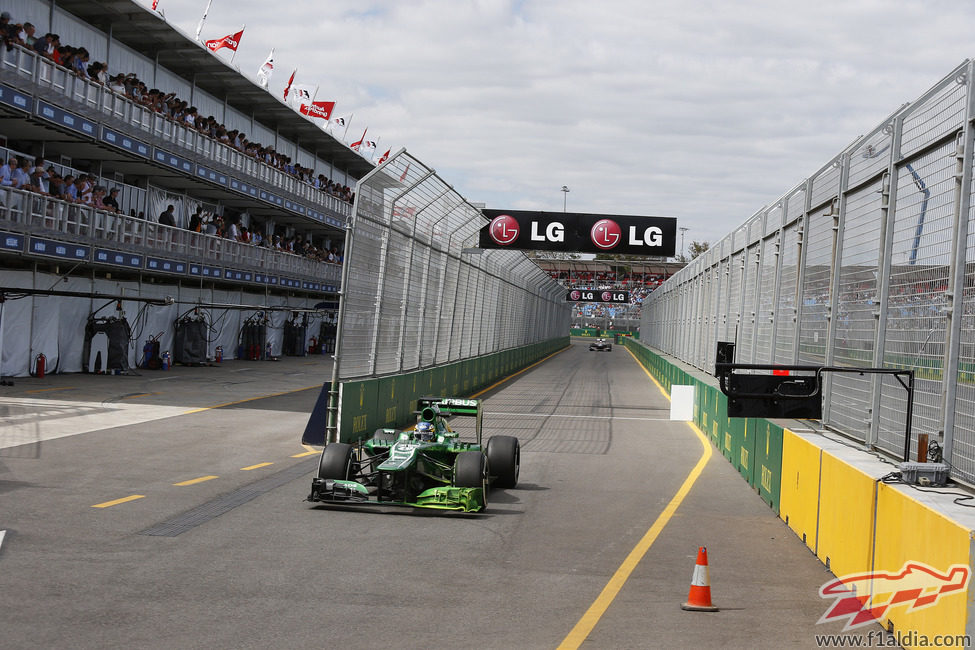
[{"left": 416, "top": 421, "right": 435, "bottom": 441}]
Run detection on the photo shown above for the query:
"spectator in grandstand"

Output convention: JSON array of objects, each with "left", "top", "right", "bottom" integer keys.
[
  {"left": 0, "top": 157, "right": 16, "bottom": 187},
  {"left": 102, "top": 187, "right": 120, "bottom": 213},
  {"left": 18, "top": 22, "right": 35, "bottom": 48},
  {"left": 62, "top": 175, "right": 79, "bottom": 202},
  {"left": 92, "top": 186, "right": 109, "bottom": 209},
  {"left": 107, "top": 73, "right": 125, "bottom": 95},
  {"left": 33, "top": 33, "right": 57, "bottom": 59},
  {"left": 29, "top": 166, "right": 48, "bottom": 194},
  {"left": 48, "top": 173, "right": 66, "bottom": 200},
  {"left": 188, "top": 208, "right": 202, "bottom": 233},
  {"left": 203, "top": 214, "right": 219, "bottom": 236},
  {"left": 87, "top": 60, "right": 107, "bottom": 85},
  {"left": 225, "top": 216, "right": 240, "bottom": 241},
  {"left": 12, "top": 158, "right": 32, "bottom": 190},
  {"left": 78, "top": 175, "right": 93, "bottom": 204},
  {"left": 158, "top": 204, "right": 176, "bottom": 227}
]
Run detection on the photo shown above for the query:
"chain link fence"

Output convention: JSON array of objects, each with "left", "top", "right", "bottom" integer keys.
[
  {"left": 641, "top": 59, "right": 975, "bottom": 484},
  {"left": 336, "top": 149, "right": 568, "bottom": 382}
]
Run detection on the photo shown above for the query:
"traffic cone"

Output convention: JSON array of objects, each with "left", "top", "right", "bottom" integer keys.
[{"left": 681, "top": 546, "right": 719, "bottom": 611}]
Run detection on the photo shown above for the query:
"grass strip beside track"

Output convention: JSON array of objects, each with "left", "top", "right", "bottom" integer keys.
[{"left": 557, "top": 345, "right": 713, "bottom": 650}]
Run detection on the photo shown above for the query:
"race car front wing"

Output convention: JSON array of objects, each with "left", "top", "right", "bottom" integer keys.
[{"left": 308, "top": 477, "right": 485, "bottom": 512}]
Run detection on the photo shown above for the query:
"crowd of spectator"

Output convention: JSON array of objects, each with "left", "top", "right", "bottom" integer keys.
[
  {"left": 0, "top": 9, "right": 348, "bottom": 266},
  {"left": 0, "top": 9, "right": 356, "bottom": 204},
  {"left": 180, "top": 205, "right": 344, "bottom": 265}
]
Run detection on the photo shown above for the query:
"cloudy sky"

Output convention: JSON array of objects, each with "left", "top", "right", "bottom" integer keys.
[{"left": 151, "top": 0, "right": 975, "bottom": 255}]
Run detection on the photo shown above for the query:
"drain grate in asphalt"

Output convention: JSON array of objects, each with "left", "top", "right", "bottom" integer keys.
[{"left": 141, "top": 457, "right": 318, "bottom": 537}]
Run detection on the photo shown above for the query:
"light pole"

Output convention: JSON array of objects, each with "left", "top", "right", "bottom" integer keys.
[
  {"left": 561, "top": 185, "right": 569, "bottom": 212},
  {"left": 679, "top": 227, "right": 689, "bottom": 261}
]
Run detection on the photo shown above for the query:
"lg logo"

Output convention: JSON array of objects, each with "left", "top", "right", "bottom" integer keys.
[
  {"left": 489, "top": 214, "right": 520, "bottom": 245},
  {"left": 591, "top": 218, "right": 664, "bottom": 251},
  {"left": 591, "top": 219, "right": 622, "bottom": 250}
]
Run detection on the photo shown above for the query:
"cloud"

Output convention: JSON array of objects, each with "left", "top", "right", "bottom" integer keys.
[{"left": 158, "top": 0, "right": 975, "bottom": 249}]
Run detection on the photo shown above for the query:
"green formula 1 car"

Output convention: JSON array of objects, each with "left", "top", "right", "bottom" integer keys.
[{"left": 307, "top": 397, "right": 519, "bottom": 512}]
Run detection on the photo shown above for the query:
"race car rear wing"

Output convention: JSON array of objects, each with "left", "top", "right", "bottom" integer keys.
[{"left": 416, "top": 397, "right": 482, "bottom": 442}]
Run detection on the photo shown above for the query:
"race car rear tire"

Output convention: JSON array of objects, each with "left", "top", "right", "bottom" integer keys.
[
  {"left": 486, "top": 435, "right": 520, "bottom": 488},
  {"left": 454, "top": 452, "right": 489, "bottom": 505},
  {"left": 319, "top": 442, "right": 354, "bottom": 480}
]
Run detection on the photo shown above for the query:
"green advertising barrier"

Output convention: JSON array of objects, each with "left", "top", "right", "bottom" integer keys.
[
  {"left": 337, "top": 336, "right": 570, "bottom": 442},
  {"left": 754, "top": 419, "right": 783, "bottom": 511},
  {"left": 622, "top": 337, "right": 783, "bottom": 515},
  {"left": 340, "top": 378, "right": 381, "bottom": 440}
]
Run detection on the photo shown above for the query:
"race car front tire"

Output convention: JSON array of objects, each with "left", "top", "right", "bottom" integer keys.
[
  {"left": 486, "top": 435, "right": 520, "bottom": 488},
  {"left": 319, "top": 442, "right": 354, "bottom": 480},
  {"left": 454, "top": 451, "right": 489, "bottom": 506}
]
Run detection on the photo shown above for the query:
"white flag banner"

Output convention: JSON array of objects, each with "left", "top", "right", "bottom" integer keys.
[
  {"left": 257, "top": 49, "right": 274, "bottom": 88},
  {"left": 289, "top": 83, "right": 316, "bottom": 107}
]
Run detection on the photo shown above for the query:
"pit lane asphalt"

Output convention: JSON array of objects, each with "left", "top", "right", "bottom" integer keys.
[{"left": 0, "top": 341, "right": 880, "bottom": 648}]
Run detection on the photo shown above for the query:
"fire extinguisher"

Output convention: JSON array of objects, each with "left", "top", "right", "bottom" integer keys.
[
  {"left": 32, "top": 353, "right": 46, "bottom": 378},
  {"left": 161, "top": 351, "right": 170, "bottom": 371},
  {"left": 308, "top": 337, "right": 317, "bottom": 355},
  {"left": 215, "top": 346, "right": 223, "bottom": 363}
]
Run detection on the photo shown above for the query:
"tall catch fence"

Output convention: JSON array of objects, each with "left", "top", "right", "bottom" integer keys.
[
  {"left": 312, "top": 149, "right": 569, "bottom": 443},
  {"left": 641, "top": 59, "right": 975, "bottom": 485}
]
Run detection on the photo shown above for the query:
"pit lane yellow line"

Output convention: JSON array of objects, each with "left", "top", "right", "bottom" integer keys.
[
  {"left": 92, "top": 495, "right": 145, "bottom": 508},
  {"left": 174, "top": 475, "right": 219, "bottom": 486},
  {"left": 558, "top": 345, "right": 713, "bottom": 650}
]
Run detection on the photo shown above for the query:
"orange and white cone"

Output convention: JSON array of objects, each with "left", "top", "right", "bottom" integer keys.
[{"left": 681, "top": 546, "right": 719, "bottom": 611}]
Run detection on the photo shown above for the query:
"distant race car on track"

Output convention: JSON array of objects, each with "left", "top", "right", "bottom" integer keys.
[
  {"left": 307, "top": 397, "right": 519, "bottom": 513},
  {"left": 589, "top": 338, "right": 612, "bottom": 352}
]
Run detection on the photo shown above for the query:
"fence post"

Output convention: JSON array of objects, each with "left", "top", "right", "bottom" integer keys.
[{"left": 941, "top": 63, "right": 975, "bottom": 463}]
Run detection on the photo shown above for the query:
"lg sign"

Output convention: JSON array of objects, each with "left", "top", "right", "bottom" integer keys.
[
  {"left": 566, "top": 290, "right": 630, "bottom": 304},
  {"left": 480, "top": 210, "right": 676, "bottom": 256}
]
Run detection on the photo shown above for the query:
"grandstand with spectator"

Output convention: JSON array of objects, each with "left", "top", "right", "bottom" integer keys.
[
  {"left": 0, "top": 0, "right": 376, "bottom": 375},
  {"left": 534, "top": 258, "right": 685, "bottom": 334}
]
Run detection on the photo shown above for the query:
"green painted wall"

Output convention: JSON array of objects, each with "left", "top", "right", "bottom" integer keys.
[{"left": 338, "top": 337, "right": 569, "bottom": 442}]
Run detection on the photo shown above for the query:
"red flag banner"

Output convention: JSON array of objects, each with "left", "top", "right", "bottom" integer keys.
[
  {"left": 205, "top": 28, "right": 244, "bottom": 53},
  {"left": 350, "top": 128, "right": 367, "bottom": 151},
  {"left": 299, "top": 101, "right": 335, "bottom": 121},
  {"left": 377, "top": 149, "right": 391, "bottom": 165},
  {"left": 283, "top": 69, "right": 296, "bottom": 101}
]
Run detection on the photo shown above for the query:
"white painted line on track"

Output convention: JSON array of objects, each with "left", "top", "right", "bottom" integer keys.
[
  {"left": 0, "top": 530, "right": 6, "bottom": 553},
  {"left": 490, "top": 412, "right": 670, "bottom": 422}
]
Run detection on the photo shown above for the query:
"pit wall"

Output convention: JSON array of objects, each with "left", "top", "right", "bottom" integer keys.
[
  {"left": 337, "top": 337, "right": 569, "bottom": 443},
  {"left": 624, "top": 337, "right": 975, "bottom": 641}
]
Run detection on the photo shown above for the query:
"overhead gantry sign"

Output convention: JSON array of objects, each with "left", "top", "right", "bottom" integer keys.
[{"left": 478, "top": 210, "right": 678, "bottom": 257}]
